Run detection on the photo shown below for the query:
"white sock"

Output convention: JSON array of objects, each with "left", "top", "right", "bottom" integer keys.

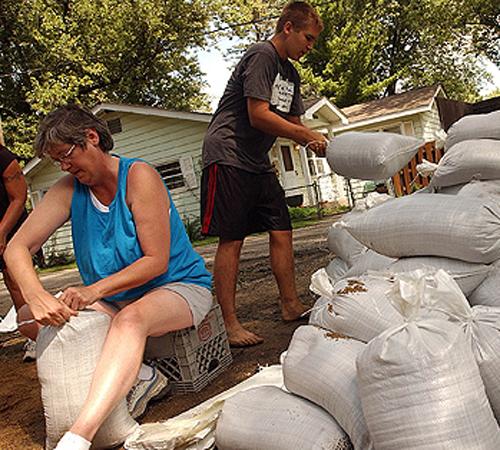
[
  {"left": 138, "top": 363, "right": 154, "bottom": 381},
  {"left": 54, "top": 431, "right": 91, "bottom": 450}
]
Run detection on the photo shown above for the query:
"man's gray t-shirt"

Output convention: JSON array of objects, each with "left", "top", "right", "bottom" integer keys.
[{"left": 202, "top": 41, "right": 305, "bottom": 174}]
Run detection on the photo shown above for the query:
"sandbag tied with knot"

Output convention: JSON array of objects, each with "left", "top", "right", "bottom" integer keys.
[
  {"left": 215, "top": 386, "right": 353, "bottom": 450},
  {"left": 309, "top": 268, "right": 403, "bottom": 342},
  {"left": 341, "top": 193, "right": 500, "bottom": 263},
  {"left": 326, "top": 131, "right": 423, "bottom": 180},
  {"left": 444, "top": 110, "right": 500, "bottom": 151},
  {"left": 283, "top": 325, "right": 372, "bottom": 450},
  {"left": 430, "top": 139, "right": 500, "bottom": 188},
  {"left": 422, "top": 269, "right": 500, "bottom": 422},
  {"left": 356, "top": 269, "right": 500, "bottom": 450}
]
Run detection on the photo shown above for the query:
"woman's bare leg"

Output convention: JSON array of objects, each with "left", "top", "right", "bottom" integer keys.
[{"left": 69, "top": 289, "right": 193, "bottom": 440}]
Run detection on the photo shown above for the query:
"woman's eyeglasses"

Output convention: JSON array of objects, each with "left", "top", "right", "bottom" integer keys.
[{"left": 51, "top": 144, "right": 77, "bottom": 166}]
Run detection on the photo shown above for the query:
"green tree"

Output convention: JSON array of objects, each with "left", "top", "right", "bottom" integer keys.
[
  {"left": 214, "top": 0, "right": 498, "bottom": 106},
  {"left": 0, "top": 0, "right": 214, "bottom": 156}
]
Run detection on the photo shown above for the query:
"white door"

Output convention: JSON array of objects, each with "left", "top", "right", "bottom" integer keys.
[{"left": 279, "top": 144, "right": 302, "bottom": 197}]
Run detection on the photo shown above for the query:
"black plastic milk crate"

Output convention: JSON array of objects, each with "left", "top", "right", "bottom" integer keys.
[{"left": 145, "top": 303, "right": 232, "bottom": 393}]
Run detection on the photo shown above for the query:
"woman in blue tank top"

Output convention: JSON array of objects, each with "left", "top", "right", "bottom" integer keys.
[{"left": 5, "top": 104, "right": 213, "bottom": 450}]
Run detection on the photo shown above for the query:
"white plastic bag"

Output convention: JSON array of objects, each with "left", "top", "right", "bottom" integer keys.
[
  {"left": 356, "top": 270, "right": 500, "bottom": 449},
  {"left": 327, "top": 131, "right": 423, "bottom": 180},
  {"left": 215, "top": 386, "right": 352, "bottom": 450},
  {"left": 283, "top": 326, "right": 371, "bottom": 450},
  {"left": 37, "top": 310, "right": 137, "bottom": 450},
  {"left": 309, "top": 269, "right": 403, "bottom": 342}
]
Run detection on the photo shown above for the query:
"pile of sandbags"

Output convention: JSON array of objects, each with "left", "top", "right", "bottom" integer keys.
[{"left": 215, "top": 118, "right": 500, "bottom": 449}]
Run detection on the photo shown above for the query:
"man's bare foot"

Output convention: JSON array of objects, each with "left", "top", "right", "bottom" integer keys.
[
  {"left": 226, "top": 322, "right": 264, "bottom": 347},
  {"left": 281, "top": 300, "right": 309, "bottom": 322}
]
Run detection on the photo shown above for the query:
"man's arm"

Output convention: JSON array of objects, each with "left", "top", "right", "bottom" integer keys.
[
  {"left": 247, "top": 98, "right": 327, "bottom": 156},
  {"left": 0, "top": 160, "right": 28, "bottom": 254}
]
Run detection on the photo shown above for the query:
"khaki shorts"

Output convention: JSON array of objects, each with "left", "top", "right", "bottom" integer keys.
[{"left": 106, "top": 282, "right": 213, "bottom": 327}]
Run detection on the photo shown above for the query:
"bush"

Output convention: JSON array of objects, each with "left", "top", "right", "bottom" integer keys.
[
  {"left": 288, "top": 206, "right": 318, "bottom": 221},
  {"left": 183, "top": 216, "right": 202, "bottom": 242}
]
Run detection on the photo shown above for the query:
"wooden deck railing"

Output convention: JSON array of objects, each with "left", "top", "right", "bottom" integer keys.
[{"left": 391, "top": 141, "right": 444, "bottom": 196}]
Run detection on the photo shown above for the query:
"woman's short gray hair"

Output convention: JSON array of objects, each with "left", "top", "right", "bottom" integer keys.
[{"left": 34, "top": 104, "right": 114, "bottom": 157}]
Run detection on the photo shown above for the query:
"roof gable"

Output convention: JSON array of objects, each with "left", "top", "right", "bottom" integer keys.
[{"left": 341, "top": 85, "right": 445, "bottom": 124}]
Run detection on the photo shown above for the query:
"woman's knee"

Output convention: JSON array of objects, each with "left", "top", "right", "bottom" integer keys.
[{"left": 110, "top": 306, "right": 147, "bottom": 335}]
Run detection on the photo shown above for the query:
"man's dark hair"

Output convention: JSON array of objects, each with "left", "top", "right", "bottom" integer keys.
[
  {"left": 276, "top": 1, "right": 323, "bottom": 33},
  {"left": 34, "top": 103, "right": 114, "bottom": 157}
]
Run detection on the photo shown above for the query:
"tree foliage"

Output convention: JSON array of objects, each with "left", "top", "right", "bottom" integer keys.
[
  {"left": 215, "top": 0, "right": 499, "bottom": 107},
  {"left": 0, "top": 0, "right": 214, "bottom": 156}
]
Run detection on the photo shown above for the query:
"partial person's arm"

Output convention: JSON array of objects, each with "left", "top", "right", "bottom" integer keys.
[
  {"left": 247, "top": 98, "right": 327, "bottom": 156},
  {"left": 61, "top": 162, "right": 171, "bottom": 310},
  {"left": 0, "top": 160, "right": 28, "bottom": 254},
  {"left": 4, "top": 175, "right": 78, "bottom": 326}
]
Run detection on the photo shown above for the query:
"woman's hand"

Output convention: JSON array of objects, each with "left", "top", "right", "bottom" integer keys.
[
  {"left": 60, "top": 285, "right": 102, "bottom": 311},
  {"left": 28, "top": 291, "right": 78, "bottom": 326}
]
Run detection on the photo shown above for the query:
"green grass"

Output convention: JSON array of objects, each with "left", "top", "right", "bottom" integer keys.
[{"left": 37, "top": 261, "right": 77, "bottom": 274}]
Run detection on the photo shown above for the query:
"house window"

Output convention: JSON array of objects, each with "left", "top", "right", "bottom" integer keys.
[
  {"left": 380, "top": 124, "right": 402, "bottom": 134},
  {"left": 402, "top": 121, "right": 415, "bottom": 135},
  {"left": 106, "top": 118, "right": 122, "bottom": 134},
  {"left": 156, "top": 161, "right": 185, "bottom": 190},
  {"left": 281, "top": 145, "right": 294, "bottom": 172}
]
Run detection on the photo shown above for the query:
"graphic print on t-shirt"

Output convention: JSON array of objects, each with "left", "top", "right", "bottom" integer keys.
[{"left": 270, "top": 73, "right": 294, "bottom": 113}]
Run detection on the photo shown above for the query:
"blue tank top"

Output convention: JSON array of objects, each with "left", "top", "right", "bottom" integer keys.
[{"left": 71, "top": 156, "right": 212, "bottom": 301}]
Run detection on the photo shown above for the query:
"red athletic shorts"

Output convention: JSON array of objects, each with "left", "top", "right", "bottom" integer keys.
[{"left": 200, "top": 163, "right": 291, "bottom": 240}]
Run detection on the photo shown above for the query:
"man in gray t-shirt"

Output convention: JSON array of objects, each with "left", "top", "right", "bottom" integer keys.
[{"left": 201, "top": 2, "right": 327, "bottom": 347}]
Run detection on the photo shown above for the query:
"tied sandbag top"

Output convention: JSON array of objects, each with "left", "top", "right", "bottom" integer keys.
[{"left": 326, "top": 131, "right": 423, "bottom": 180}]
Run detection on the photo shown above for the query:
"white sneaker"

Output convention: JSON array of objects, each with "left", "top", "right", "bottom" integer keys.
[
  {"left": 22, "top": 339, "right": 36, "bottom": 362},
  {"left": 127, "top": 366, "right": 171, "bottom": 419}
]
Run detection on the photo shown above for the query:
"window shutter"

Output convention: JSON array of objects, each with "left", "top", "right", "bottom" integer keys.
[{"left": 179, "top": 156, "right": 198, "bottom": 189}]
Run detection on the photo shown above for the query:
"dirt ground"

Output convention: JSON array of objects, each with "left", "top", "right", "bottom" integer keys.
[{"left": 0, "top": 216, "right": 338, "bottom": 450}]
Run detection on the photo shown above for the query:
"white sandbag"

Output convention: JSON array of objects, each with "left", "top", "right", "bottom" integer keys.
[
  {"left": 325, "top": 257, "right": 349, "bottom": 282},
  {"left": 469, "top": 262, "right": 500, "bottom": 307},
  {"left": 455, "top": 179, "right": 500, "bottom": 202},
  {"left": 354, "top": 192, "right": 392, "bottom": 211},
  {"left": 327, "top": 131, "right": 423, "bottom": 180},
  {"left": 357, "top": 270, "right": 500, "bottom": 450},
  {"left": 431, "top": 139, "right": 500, "bottom": 187},
  {"left": 422, "top": 270, "right": 500, "bottom": 422},
  {"left": 327, "top": 217, "right": 367, "bottom": 265},
  {"left": 37, "top": 310, "right": 137, "bottom": 450},
  {"left": 215, "top": 386, "right": 352, "bottom": 450},
  {"left": 283, "top": 326, "right": 372, "bottom": 450},
  {"left": 445, "top": 110, "right": 500, "bottom": 150},
  {"left": 342, "top": 193, "right": 500, "bottom": 263},
  {"left": 343, "top": 249, "right": 396, "bottom": 277},
  {"left": 389, "top": 256, "right": 490, "bottom": 296},
  {"left": 309, "top": 269, "right": 403, "bottom": 342}
]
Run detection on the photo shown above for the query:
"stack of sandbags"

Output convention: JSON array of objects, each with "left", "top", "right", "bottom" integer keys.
[
  {"left": 324, "top": 131, "right": 422, "bottom": 282},
  {"left": 357, "top": 270, "right": 500, "bottom": 449}
]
